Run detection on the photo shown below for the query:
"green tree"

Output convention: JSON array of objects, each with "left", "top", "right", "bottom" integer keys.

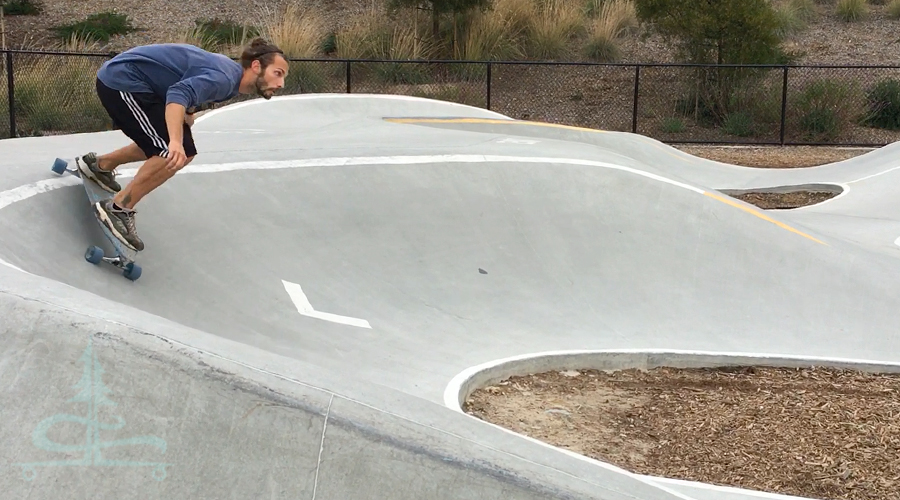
[
  {"left": 636, "top": 0, "right": 795, "bottom": 124},
  {"left": 636, "top": 0, "right": 789, "bottom": 64}
]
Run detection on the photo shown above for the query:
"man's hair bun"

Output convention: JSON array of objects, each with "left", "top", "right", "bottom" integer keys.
[{"left": 240, "top": 38, "right": 284, "bottom": 69}]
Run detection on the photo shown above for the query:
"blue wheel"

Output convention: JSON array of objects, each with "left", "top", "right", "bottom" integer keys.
[
  {"left": 51, "top": 158, "right": 68, "bottom": 175},
  {"left": 123, "top": 263, "right": 142, "bottom": 281},
  {"left": 84, "top": 245, "right": 104, "bottom": 264}
]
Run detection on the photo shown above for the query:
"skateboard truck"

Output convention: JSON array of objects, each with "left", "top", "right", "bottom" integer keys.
[{"left": 84, "top": 245, "right": 142, "bottom": 280}]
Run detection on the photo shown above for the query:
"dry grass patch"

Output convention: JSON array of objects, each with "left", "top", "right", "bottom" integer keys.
[
  {"left": 260, "top": 3, "right": 327, "bottom": 58},
  {"left": 454, "top": 0, "right": 529, "bottom": 61},
  {"left": 835, "top": 0, "right": 868, "bottom": 21},
  {"left": 524, "top": 0, "right": 584, "bottom": 60},
  {"left": 583, "top": 0, "right": 637, "bottom": 61},
  {"left": 888, "top": 0, "right": 900, "bottom": 18}
]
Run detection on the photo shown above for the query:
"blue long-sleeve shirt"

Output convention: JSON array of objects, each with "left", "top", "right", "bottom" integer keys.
[{"left": 97, "top": 43, "right": 244, "bottom": 111}]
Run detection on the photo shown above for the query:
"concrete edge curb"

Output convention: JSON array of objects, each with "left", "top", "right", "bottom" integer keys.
[{"left": 443, "top": 348, "right": 900, "bottom": 500}]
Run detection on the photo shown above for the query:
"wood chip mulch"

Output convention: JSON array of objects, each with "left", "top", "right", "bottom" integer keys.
[
  {"left": 464, "top": 366, "right": 900, "bottom": 500},
  {"left": 730, "top": 191, "right": 838, "bottom": 209}
]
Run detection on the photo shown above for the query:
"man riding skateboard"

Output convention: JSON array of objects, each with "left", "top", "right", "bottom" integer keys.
[{"left": 76, "top": 38, "right": 289, "bottom": 251}]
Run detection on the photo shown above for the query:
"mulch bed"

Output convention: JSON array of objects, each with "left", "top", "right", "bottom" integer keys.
[
  {"left": 730, "top": 191, "right": 838, "bottom": 209},
  {"left": 464, "top": 366, "right": 900, "bottom": 500}
]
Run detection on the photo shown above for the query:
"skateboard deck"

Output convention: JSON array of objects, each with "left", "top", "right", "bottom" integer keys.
[{"left": 51, "top": 157, "right": 142, "bottom": 281}]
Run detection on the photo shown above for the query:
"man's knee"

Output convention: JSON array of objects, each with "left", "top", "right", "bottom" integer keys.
[{"left": 185, "top": 155, "right": 195, "bottom": 166}]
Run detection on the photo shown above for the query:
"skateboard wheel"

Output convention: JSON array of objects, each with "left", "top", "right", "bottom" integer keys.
[
  {"left": 51, "top": 158, "right": 68, "bottom": 175},
  {"left": 84, "top": 245, "right": 104, "bottom": 264},
  {"left": 123, "top": 263, "right": 142, "bottom": 281}
]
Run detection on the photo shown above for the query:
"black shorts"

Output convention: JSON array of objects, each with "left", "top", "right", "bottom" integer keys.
[{"left": 95, "top": 77, "right": 197, "bottom": 159}]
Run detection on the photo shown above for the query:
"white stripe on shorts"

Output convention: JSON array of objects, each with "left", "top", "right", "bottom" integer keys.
[{"left": 119, "top": 90, "right": 170, "bottom": 157}]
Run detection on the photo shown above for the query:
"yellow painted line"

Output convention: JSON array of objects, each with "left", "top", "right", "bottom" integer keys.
[
  {"left": 386, "top": 118, "right": 827, "bottom": 246},
  {"left": 384, "top": 117, "right": 609, "bottom": 134},
  {"left": 703, "top": 192, "right": 827, "bottom": 245}
]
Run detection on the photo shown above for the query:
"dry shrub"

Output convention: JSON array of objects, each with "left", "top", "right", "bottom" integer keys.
[
  {"left": 888, "top": 0, "right": 900, "bottom": 18},
  {"left": 791, "top": 77, "right": 866, "bottom": 141},
  {"left": 524, "top": 0, "right": 585, "bottom": 60},
  {"left": 261, "top": 2, "right": 327, "bottom": 58},
  {"left": 583, "top": 0, "right": 637, "bottom": 62},
  {"left": 836, "top": 0, "right": 868, "bottom": 21},
  {"left": 455, "top": 0, "right": 528, "bottom": 61},
  {"left": 773, "top": 0, "right": 815, "bottom": 38},
  {"left": 172, "top": 26, "right": 222, "bottom": 52}
]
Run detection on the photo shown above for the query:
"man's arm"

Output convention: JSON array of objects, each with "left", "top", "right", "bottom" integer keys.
[
  {"left": 166, "top": 72, "right": 233, "bottom": 112},
  {"left": 164, "top": 102, "right": 187, "bottom": 171},
  {"left": 163, "top": 72, "right": 231, "bottom": 171}
]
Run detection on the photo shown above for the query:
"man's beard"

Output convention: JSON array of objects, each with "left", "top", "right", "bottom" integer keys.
[{"left": 255, "top": 75, "right": 275, "bottom": 99}]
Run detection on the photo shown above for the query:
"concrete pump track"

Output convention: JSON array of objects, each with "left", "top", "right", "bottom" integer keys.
[{"left": 3, "top": 93, "right": 900, "bottom": 500}]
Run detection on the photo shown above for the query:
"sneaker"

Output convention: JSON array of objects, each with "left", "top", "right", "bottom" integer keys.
[
  {"left": 92, "top": 199, "right": 144, "bottom": 251},
  {"left": 76, "top": 153, "right": 120, "bottom": 193}
]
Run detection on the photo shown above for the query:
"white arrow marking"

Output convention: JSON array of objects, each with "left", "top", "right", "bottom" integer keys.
[{"left": 281, "top": 280, "right": 371, "bottom": 329}]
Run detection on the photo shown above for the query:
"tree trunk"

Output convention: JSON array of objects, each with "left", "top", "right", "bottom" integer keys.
[{"left": 432, "top": 8, "right": 439, "bottom": 39}]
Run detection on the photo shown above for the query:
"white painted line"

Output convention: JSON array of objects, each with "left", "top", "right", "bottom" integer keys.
[
  {"left": 645, "top": 476, "right": 816, "bottom": 500},
  {"left": 0, "top": 174, "right": 83, "bottom": 211},
  {"left": 193, "top": 129, "right": 266, "bottom": 134},
  {"left": 0, "top": 256, "right": 27, "bottom": 273},
  {"left": 848, "top": 164, "right": 900, "bottom": 184},
  {"left": 495, "top": 138, "right": 539, "bottom": 145},
  {"left": 282, "top": 279, "right": 371, "bottom": 329},
  {"left": 0, "top": 155, "right": 706, "bottom": 215}
]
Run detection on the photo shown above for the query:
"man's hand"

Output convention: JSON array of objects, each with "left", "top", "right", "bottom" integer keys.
[{"left": 166, "top": 141, "right": 187, "bottom": 172}]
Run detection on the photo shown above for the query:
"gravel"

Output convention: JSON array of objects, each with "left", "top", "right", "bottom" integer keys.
[{"left": 0, "top": 0, "right": 368, "bottom": 50}]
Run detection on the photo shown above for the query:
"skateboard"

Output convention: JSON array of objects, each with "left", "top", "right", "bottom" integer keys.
[{"left": 50, "top": 158, "right": 143, "bottom": 281}]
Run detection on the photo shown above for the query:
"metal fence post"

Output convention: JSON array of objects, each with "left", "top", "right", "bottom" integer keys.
[
  {"left": 6, "top": 51, "right": 14, "bottom": 138},
  {"left": 486, "top": 62, "right": 492, "bottom": 110},
  {"left": 632, "top": 65, "right": 641, "bottom": 134},
  {"left": 346, "top": 61, "right": 351, "bottom": 93},
  {"left": 779, "top": 65, "right": 789, "bottom": 145}
]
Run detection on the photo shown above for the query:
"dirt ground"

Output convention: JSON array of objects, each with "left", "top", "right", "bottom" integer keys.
[
  {"left": 674, "top": 145, "right": 872, "bottom": 169},
  {"left": 464, "top": 366, "right": 900, "bottom": 500}
]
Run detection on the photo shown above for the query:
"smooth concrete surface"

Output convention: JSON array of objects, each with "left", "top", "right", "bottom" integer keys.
[
  {"left": 2, "top": 92, "right": 900, "bottom": 500},
  {"left": 0, "top": 266, "right": 687, "bottom": 500}
]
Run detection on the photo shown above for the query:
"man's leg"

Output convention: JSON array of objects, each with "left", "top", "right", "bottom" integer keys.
[
  {"left": 76, "top": 142, "right": 148, "bottom": 194},
  {"left": 88, "top": 78, "right": 197, "bottom": 251},
  {"left": 96, "top": 142, "right": 146, "bottom": 171},
  {"left": 113, "top": 154, "right": 194, "bottom": 209}
]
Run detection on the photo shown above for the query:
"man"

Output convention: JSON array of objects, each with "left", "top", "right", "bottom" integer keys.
[{"left": 76, "top": 38, "right": 289, "bottom": 251}]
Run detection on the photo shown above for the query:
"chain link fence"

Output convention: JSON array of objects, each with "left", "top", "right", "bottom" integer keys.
[{"left": 3, "top": 49, "right": 900, "bottom": 146}]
